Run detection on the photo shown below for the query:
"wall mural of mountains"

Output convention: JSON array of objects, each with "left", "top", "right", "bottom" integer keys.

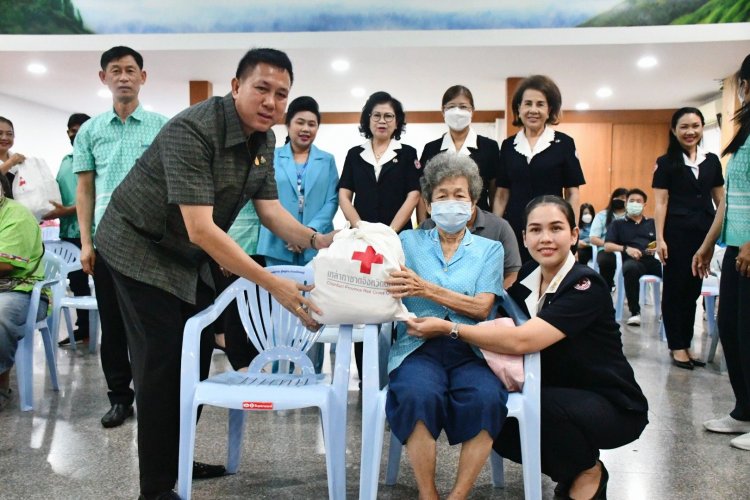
[{"left": 0, "top": 0, "right": 746, "bottom": 35}]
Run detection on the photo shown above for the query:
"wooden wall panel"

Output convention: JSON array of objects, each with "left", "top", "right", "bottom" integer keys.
[
  {"left": 611, "top": 123, "right": 670, "bottom": 217},
  {"left": 555, "top": 123, "right": 613, "bottom": 213}
]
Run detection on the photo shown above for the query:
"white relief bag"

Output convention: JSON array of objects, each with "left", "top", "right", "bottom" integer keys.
[
  {"left": 310, "top": 221, "right": 411, "bottom": 325},
  {"left": 11, "top": 157, "right": 62, "bottom": 221}
]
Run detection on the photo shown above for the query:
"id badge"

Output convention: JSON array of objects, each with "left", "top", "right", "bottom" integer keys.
[{"left": 298, "top": 194, "right": 305, "bottom": 213}]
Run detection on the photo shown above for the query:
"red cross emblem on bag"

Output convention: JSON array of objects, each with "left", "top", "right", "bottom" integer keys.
[{"left": 351, "top": 245, "right": 384, "bottom": 274}]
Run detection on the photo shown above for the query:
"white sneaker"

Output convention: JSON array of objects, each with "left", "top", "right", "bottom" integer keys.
[
  {"left": 703, "top": 415, "right": 750, "bottom": 434},
  {"left": 730, "top": 432, "right": 750, "bottom": 451},
  {"left": 626, "top": 314, "right": 641, "bottom": 326}
]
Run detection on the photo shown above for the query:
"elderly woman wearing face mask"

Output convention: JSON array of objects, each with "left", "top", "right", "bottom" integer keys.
[
  {"left": 384, "top": 152, "right": 508, "bottom": 500},
  {"left": 417, "top": 85, "right": 501, "bottom": 222}
]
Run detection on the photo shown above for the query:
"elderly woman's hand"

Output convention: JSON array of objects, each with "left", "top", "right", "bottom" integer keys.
[
  {"left": 406, "top": 317, "right": 451, "bottom": 339},
  {"left": 386, "top": 265, "right": 429, "bottom": 298}
]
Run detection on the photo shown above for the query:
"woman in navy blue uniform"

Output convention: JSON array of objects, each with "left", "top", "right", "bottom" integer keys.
[
  {"left": 338, "top": 91, "right": 421, "bottom": 380},
  {"left": 417, "top": 85, "right": 501, "bottom": 220},
  {"left": 493, "top": 75, "right": 586, "bottom": 262},
  {"left": 653, "top": 107, "right": 724, "bottom": 369},
  {"left": 407, "top": 195, "right": 647, "bottom": 500}
]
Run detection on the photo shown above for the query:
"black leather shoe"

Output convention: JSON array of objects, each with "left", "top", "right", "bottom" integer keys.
[
  {"left": 193, "top": 461, "right": 226, "bottom": 479},
  {"left": 690, "top": 358, "right": 707, "bottom": 367},
  {"left": 101, "top": 404, "right": 134, "bottom": 428},
  {"left": 137, "top": 491, "right": 180, "bottom": 500},
  {"left": 672, "top": 358, "right": 694, "bottom": 370},
  {"left": 58, "top": 329, "right": 89, "bottom": 346}
]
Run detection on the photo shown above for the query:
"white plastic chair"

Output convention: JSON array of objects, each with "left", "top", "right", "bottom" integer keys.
[
  {"left": 361, "top": 292, "right": 542, "bottom": 500},
  {"left": 45, "top": 240, "right": 99, "bottom": 353},
  {"left": 177, "top": 266, "right": 352, "bottom": 500},
  {"left": 15, "top": 253, "right": 61, "bottom": 411}
]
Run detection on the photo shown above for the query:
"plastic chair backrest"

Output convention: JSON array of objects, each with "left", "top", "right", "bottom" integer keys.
[
  {"left": 44, "top": 240, "right": 82, "bottom": 274},
  {"left": 232, "top": 265, "right": 321, "bottom": 376}
]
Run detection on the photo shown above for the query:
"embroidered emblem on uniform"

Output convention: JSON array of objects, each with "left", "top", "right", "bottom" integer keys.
[
  {"left": 414, "top": 159, "right": 421, "bottom": 169},
  {"left": 254, "top": 156, "right": 266, "bottom": 167},
  {"left": 574, "top": 278, "right": 591, "bottom": 291},
  {"left": 393, "top": 158, "right": 398, "bottom": 163}
]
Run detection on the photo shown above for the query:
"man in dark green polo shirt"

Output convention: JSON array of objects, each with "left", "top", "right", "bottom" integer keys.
[{"left": 95, "top": 48, "right": 333, "bottom": 500}]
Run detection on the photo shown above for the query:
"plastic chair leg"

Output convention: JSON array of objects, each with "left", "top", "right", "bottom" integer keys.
[
  {"left": 518, "top": 414, "right": 542, "bottom": 500},
  {"left": 226, "top": 408, "right": 246, "bottom": 474},
  {"left": 615, "top": 276, "right": 625, "bottom": 322},
  {"left": 16, "top": 333, "right": 34, "bottom": 411},
  {"left": 177, "top": 401, "right": 199, "bottom": 500},
  {"left": 88, "top": 310, "right": 100, "bottom": 354},
  {"left": 62, "top": 307, "right": 75, "bottom": 351},
  {"left": 320, "top": 403, "right": 345, "bottom": 500},
  {"left": 490, "top": 449, "right": 505, "bottom": 488},
  {"left": 360, "top": 326, "right": 389, "bottom": 500},
  {"left": 39, "top": 325, "right": 59, "bottom": 391},
  {"left": 384, "top": 432, "right": 402, "bottom": 486},
  {"left": 653, "top": 282, "right": 661, "bottom": 317}
]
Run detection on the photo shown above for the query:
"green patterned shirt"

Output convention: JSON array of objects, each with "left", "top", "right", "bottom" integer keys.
[
  {"left": 0, "top": 199, "right": 44, "bottom": 293},
  {"left": 55, "top": 153, "right": 79, "bottom": 238},
  {"left": 722, "top": 135, "right": 750, "bottom": 247},
  {"left": 72, "top": 105, "right": 168, "bottom": 232}
]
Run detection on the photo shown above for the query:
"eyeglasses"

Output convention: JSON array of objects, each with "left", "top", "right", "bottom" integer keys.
[
  {"left": 443, "top": 104, "right": 473, "bottom": 112},
  {"left": 370, "top": 112, "right": 396, "bottom": 123}
]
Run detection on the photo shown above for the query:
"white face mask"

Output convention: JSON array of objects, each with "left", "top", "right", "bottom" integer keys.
[
  {"left": 444, "top": 107, "right": 472, "bottom": 132},
  {"left": 581, "top": 213, "right": 593, "bottom": 224}
]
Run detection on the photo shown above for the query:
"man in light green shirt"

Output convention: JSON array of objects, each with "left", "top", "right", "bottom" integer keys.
[
  {"left": 0, "top": 185, "right": 46, "bottom": 409},
  {"left": 43, "top": 113, "right": 91, "bottom": 346},
  {"left": 73, "top": 46, "right": 168, "bottom": 430}
]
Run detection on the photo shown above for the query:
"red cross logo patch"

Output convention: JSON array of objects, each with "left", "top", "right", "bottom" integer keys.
[{"left": 351, "top": 245, "right": 384, "bottom": 274}]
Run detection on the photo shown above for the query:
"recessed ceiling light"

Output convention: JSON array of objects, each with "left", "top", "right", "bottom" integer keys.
[
  {"left": 331, "top": 59, "right": 350, "bottom": 72},
  {"left": 637, "top": 56, "right": 658, "bottom": 69},
  {"left": 351, "top": 87, "right": 366, "bottom": 98},
  {"left": 575, "top": 102, "right": 590, "bottom": 111},
  {"left": 97, "top": 88, "right": 112, "bottom": 98},
  {"left": 596, "top": 87, "right": 613, "bottom": 98},
  {"left": 27, "top": 63, "right": 47, "bottom": 74}
]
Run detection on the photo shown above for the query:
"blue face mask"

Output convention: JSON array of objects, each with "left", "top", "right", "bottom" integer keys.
[{"left": 430, "top": 200, "right": 472, "bottom": 234}]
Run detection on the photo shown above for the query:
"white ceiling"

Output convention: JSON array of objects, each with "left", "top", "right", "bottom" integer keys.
[{"left": 0, "top": 24, "right": 748, "bottom": 118}]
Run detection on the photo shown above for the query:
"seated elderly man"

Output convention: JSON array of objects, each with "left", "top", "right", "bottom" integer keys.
[
  {"left": 385, "top": 152, "right": 508, "bottom": 500},
  {"left": 0, "top": 179, "right": 46, "bottom": 409}
]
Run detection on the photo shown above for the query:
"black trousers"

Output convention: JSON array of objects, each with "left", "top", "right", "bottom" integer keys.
[
  {"left": 494, "top": 387, "right": 648, "bottom": 484},
  {"left": 597, "top": 251, "right": 617, "bottom": 289},
  {"left": 622, "top": 256, "right": 662, "bottom": 315},
  {"left": 108, "top": 261, "right": 214, "bottom": 495},
  {"left": 94, "top": 250, "right": 134, "bottom": 406},
  {"left": 61, "top": 237, "right": 90, "bottom": 335},
  {"left": 577, "top": 245, "right": 593, "bottom": 266},
  {"left": 210, "top": 259, "right": 262, "bottom": 371},
  {"left": 661, "top": 219, "right": 706, "bottom": 350},
  {"left": 719, "top": 247, "right": 750, "bottom": 421}
]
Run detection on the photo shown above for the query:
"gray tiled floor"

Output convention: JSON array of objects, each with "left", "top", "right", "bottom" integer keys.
[{"left": 1, "top": 301, "right": 749, "bottom": 499}]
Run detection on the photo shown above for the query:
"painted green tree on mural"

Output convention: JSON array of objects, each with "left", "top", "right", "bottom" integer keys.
[
  {"left": 581, "top": 0, "right": 749, "bottom": 26},
  {"left": 0, "top": 0, "right": 91, "bottom": 34}
]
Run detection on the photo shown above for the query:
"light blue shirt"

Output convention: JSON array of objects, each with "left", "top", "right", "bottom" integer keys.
[{"left": 387, "top": 228, "right": 504, "bottom": 373}]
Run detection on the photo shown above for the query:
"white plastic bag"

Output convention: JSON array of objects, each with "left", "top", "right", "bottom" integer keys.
[
  {"left": 310, "top": 222, "right": 411, "bottom": 325},
  {"left": 11, "top": 157, "right": 62, "bottom": 221}
]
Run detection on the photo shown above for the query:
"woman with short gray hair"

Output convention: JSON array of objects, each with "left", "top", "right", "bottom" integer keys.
[{"left": 384, "top": 151, "right": 508, "bottom": 499}]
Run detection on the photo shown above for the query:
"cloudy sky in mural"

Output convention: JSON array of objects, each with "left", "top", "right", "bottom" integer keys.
[{"left": 72, "top": 0, "right": 623, "bottom": 32}]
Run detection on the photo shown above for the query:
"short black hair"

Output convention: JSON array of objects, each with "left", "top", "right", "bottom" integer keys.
[
  {"left": 285, "top": 96, "right": 320, "bottom": 126},
  {"left": 235, "top": 48, "right": 294, "bottom": 84},
  {"left": 358, "top": 91, "right": 406, "bottom": 140},
  {"left": 512, "top": 75, "right": 562, "bottom": 127},
  {"left": 101, "top": 46, "right": 143, "bottom": 70},
  {"left": 627, "top": 188, "right": 648, "bottom": 203},
  {"left": 67, "top": 113, "right": 91, "bottom": 130},
  {"left": 441, "top": 85, "right": 474, "bottom": 108}
]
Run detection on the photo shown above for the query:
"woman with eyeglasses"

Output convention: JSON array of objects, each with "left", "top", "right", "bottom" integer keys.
[
  {"left": 493, "top": 75, "right": 586, "bottom": 263},
  {"left": 338, "top": 91, "right": 421, "bottom": 382},
  {"left": 417, "top": 85, "right": 501, "bottom": 221}
]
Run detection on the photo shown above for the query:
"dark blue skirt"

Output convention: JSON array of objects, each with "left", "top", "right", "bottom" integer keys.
[{"left": 386, "top": 336, "right": 509, "bottom": 445}]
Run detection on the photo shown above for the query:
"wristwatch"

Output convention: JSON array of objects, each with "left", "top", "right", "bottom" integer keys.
[
  {"left": 622, "top": 245, "right": 628, "bottom": 254},
  {"left": 449, "top": 323, "right": 460, "bottom": 339}
]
